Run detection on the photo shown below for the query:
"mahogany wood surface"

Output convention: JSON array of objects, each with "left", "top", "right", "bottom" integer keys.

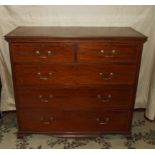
[
  {"left": 18, "top": 109, "right": 131, "bottom": 133},
  {"left": 78, "top": 42, "right": 138, "bottom": 63},
  {"left": 16, "top": 87, "right": 133, "bottom": 110},
  {"left": 5, "top": 26, "right": 147, "bottom": 41},
  {"left": 5, "top": 26, "right": 147, "bottom": 138},
  {"left": 11, "top": 42, "right": 75, "bottom": 63},
  {"left": 14, "top": 64, "right": 136, "bottom": 85}
]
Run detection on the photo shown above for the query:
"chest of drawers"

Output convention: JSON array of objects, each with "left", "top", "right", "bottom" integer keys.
[{"left": 5, "top": 27, "right": 147, "bottom": 138}]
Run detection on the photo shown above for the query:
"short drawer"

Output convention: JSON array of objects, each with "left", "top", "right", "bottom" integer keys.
[
  {"left": 14, "top": 64, "right": 136, "bottom": 85},
  {"left": 18, "top": 109, "right": 131, "bottom": 133},
  {"left": 78, "top": 42, "right": 138, "bottom": 63},
  {"left": 11, "top": 43, "right": 75, "bottom": 63},
  {"left": 16, "top": 87, "right": 133, "bottom": 110}
]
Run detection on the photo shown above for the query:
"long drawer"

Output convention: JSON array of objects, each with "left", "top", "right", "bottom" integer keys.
[
  {"left": 78, "top": 42, "right": 138, "bottom": 63},
  {"left": 18, "top": 109, "right": 131, "bottom": 133},
  {"left": 14, "top": 64, "right": 136, "bottom": 85},
  {"left": 11, "top": 43, "right": 75, "bottom": 63},
  {"left": 16, "top": 87, "right": 133, "bottom": 110}
]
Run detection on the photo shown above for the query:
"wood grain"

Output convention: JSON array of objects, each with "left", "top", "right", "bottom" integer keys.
[
  {"left": 11, "top": 42, "right": 75, "bottom": 63},
  {"left": 16, "top": 87, "right": 134, "bottom": 110},
  {"left": 5, "top": 26, "right": 147, "bottom": 41},
  {"left": 14, "top": 64, "right": 136, "bottom": 85},
  {"left": 78, "top": 42, "right": 138, "bottom": 63},
  {"left": 18, "top": 109, "right": 131, "bottom": 133}
]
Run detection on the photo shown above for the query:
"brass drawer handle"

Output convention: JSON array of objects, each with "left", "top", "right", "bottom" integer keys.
[
  {"left": 40, "top": 116, "right": 54, "bottom": 125},
  {"left": 99, "top": 72, "right": 114, "bottom": 80},
  {"left": 97, "top": 94, "right": 111, "bottom": 102},
  {"left": 47, "top": 50, "right": 52, "bottom": 55},
  {"left": 96, "top": 117, "right": 110, "bottom": 125},
  {"left": 100, "top": 49, "right": 116, "bottom": 57},
  {"left": 39, "top": 95, "right": 53, "bottom": 102},
  {"left": 37, "top": 72, "right": 52, "bottom": 80},
  {"left": 35, "top": 50, "right": 52, "bottom": 59}
]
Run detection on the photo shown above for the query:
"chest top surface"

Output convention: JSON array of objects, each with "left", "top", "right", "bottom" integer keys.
[{"left": 5, "top": 26, "right": 147, "bottom": 42}]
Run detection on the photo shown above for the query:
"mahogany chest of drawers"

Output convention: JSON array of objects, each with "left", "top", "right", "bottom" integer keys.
[{"left": 5, "top": 26, "right": 147, "bottom": 138}]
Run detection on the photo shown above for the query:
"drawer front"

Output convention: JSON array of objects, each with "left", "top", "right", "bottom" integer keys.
[
  {"left": 17, "top": 87, "right": 133, "bottom": 109},
  {"left": 11, "top": 43, "right": 75, "bottom": 63},
  {"left": 18, "top": 109, "right": 131, "bottom": 132},
  {"left": 78, "top": 42, "right": 138, "bottom": 63},
  {"left": 14, "top": 64, "right": 136, "bottom": 85}
]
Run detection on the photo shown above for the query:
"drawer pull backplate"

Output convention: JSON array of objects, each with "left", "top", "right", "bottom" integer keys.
[
  {"left": 40, "top": 116, "right": 54, "bottom": 125},
  {"left": 38, "top": 95, "right": 53, "bottom": 102},
  {"left": 96, "top": 117, "right": 110, "bottom": 125},
  {"left": 35, "top": 50, "right": 52, "bottom": 59},
  {"left": 97, "top": 94, "right": 111, "bottom": 102},
  {"left": 99, "top": 72, "right": 114, "bottom": 80},
  {"left": 100, "top": 49, "right": 116, "bottom": 57},
  {"left": 37, "top": 72, "right": 53, "bottom": 80}
]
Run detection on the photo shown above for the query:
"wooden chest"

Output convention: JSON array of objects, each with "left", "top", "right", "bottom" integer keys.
[{"left": 5, "top": 27, "right": 147, "bottom": 138}]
